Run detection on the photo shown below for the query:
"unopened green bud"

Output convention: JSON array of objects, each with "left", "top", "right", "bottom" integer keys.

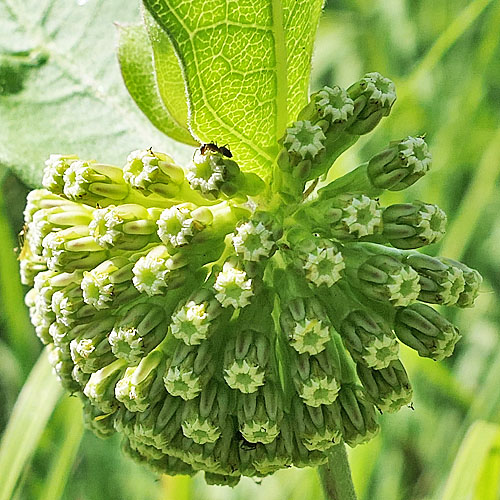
[
  {"left": 347, "top": 72, "right": 396, "bottom": 135},
  {"left": 124, "top": 149, "right": 185, "bottom": 198},
  {"left": 27, "top": 204, "right": 93, "bottom": 254},
  {"left": 338, "top": 384, "right": 379, "bottom": 446},
  {"left": 292, "top": 235, "right": 345, "bottom": 288},
  {"left": 132, "top": 245, "right": 187, "bottom": 296},
  {"left": 308, "top": 194, "right": 383, "bottom": 240},
  {"left": 80, "top": 397, "right": 116, "bottom": 438},
  {"left": 157, "top": 203, "right": 213, "bottom": 250},
  {"left": 115, "top": 350, "right": 166, "bottom": 412},
  {"left": 83, "top": 359, "right": 127, "bottom": 413},
  {"left": 63, "top": 160, "right": 129, "bottom": 203},
  {"left": 70, "top": 320, "right": 115, "bottom": 373},
  {"left": 109, "top": 303, "right": 168, "bottom": 364},
  {"left": 181, "top": 416, "right": 221, "bottom": 445},
  {"left": 42, "top": 225, "right": 107, "bottom": 272},
  {"left": 283, "top": 120, "right": 326, "bottom": 161},
  {"left": 280, "top": 298, "right": 334, "bottom": 355},
  {"left": 52, "top": 281, "right": 94, "bottom": 327},
  {"left": 213, "top": 259, "right": 253, "bottom": 309},
  {"left": 42, "top": 154, "right": 79, "bottom": 194},
  {"left": 89, "top": 204, "right": 159, "bottom": 250},
  {"left": 351, "top": 254, "right": 421, "bottom": 306},
  {"left": 437, "top": 258, "right": 482, "bottom": 308},
  {"left": 405, "top": 253, "right": 465, "bottom": 306},
  {"left": 394, "top": 303, "right": 461, "bottom": 361},
  {"left": 340, "top": 310, "right": 399, "bottom": 369},
  {"left": 356, "top": 360, "right": 412, "bottom": 413},
  {"left": 232, "top": 219, "right": 276, "bottom": 262},
  {"left": 296, "top": 365, "right": 341, "bottom": 408},
  {"left": 293, "top": 398, "right": 343, "bottom": 451},
  {"left": 382, "top": 201, "right": 446, "bottom": 248},
  {"left": 81, "top": 257, "right": 135, "bottom": 309},
  {"left": 302, "top": 86, "right": 355, "bottom": 125},
  {"left": 170, "top": 290, "right": 222, "bottom": 345},
  {"left": 188, "top": 148, "right": 240, "bottom": 200},
  {"left": 368, "top": 136, "right": 432, "bottom": 191},
  {"left": 47, "top": 344, "right": 80, "bottom": 392}
]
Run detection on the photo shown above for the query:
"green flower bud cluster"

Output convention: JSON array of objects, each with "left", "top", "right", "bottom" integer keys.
[{"left": 20, "top": 72, "right": 481, "bottom": 486}]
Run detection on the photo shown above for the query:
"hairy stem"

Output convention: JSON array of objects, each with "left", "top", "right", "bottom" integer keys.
[{"left": 319, "top": 444, "right": 357, "bottom": 500}]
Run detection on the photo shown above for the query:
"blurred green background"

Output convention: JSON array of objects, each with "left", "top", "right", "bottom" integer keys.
[{"left": 1, "top": 0, "right": 500, "bottom": 498}]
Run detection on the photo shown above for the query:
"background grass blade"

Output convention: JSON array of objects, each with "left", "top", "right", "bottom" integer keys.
[
  {"left": 0, "top": 349, "right": 62, "bottom": 500},
  {"left": 441, "top": 421, "right": 500, "bottom": 500}
]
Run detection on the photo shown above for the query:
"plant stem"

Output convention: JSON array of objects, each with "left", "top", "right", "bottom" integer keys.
[{"left": 319, "top": 443, "right": 358, "bottom": 500}]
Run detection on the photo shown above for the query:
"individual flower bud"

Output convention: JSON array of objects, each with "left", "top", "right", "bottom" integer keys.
[
  {"left": 302, "top": 86, "right": 355, "bottom": 125},
  {"left": 170, "top": 290, "right": 222, "bottom": 345},
  {"left": 338, "top": 384, "right": 379, "bottom": 447},
  {"left": 309, "top": 194, "right": 383, "bottom": 240},
  {"left": 81, "top": 257, "right": 136, "bottom": 310},
  {"left": 347, "top": 72, "right": 396, "bottom": 134},
  {"left": 232, "top": 220, "right": 276, "bottom": 262},
  {"left": 109, "top": 303, "right": 168, "bottom": 364},
  {"left": 293, "top": 235, "right": 345, "bottom": 288},
  {"left": 19, "top": 253, "right": 47, "bottom": 287},
  {"left": 187, "top": 147, "right": 241, "bottom": 200},
  {"left": 181, "top": 416, "right": 221, "bottom": 445},
  {"left": 52, "top": 281, "right": 95, "bottom": 327},
  {"left": 80, "top": 396, "right": 116, "bottom": 438},
  {"left": 340, "top": 310, "right": 399, "bottom": 369},
  {"left": 295, "top": 359, "right": 341, "bottom": 407},
  {"left": 42, "top": 225, "right": 107, "bottom": 272},
  {"left": 394, "top": 303, "right": 461, "bottom": 361},
  {"left": 356, "top": 360, "right": 412, "bottom": 413},
  {"left": 83, "top": 359, "right": 127, "bottom": 413},
  {"left": 405, "top": 253, "right": 465, "bottom": 306},
  {"left": 367, "top": 136, "right": 432, "bottom": 191},
  {"left": 157, "top": 203, "right": 213, "bottom": 250},
  {"left": 280, "top": 298, "right": 332, "bottom": 355},
  {"left": 437, "top": 258, "right": 482, "bottom": 308},
  {"left": 70, "top": 320, "right": 115, "bottom": 373},
  {"left": 42, "top": 154, "right": 79, "bottom": 194},
  {"left": 252, "top": 438, "right": 292, "bottom": 475},
  {"left": 63, "top": 160, "right": 129, "bottom": 203},
  {"left": 382, "top": 201, "right": 446, "bottom": 248},
  {"left": 224, "top": 359, "right": 265, "bottom": 394},
  {"left": 47, "top": 344, "right": 80, "bottom": 392},
  {"left": 283, "top": 120, "right": 326, "bottom": 161},
  {"left": 124, "top": 149, "right": 185, "bottom": 198},
  {"left": 293, "top": 397, "right": 343, "bottom": 451},
  {"left": 24, "top": 189, "right": 80, "bottom": 223},
  {"left": 115, "top": 350, "right": 166, "bottom": 412},
  {"left": 213, "top": 259, "right": 253, "bottom": 309},
  {"left": 89, "top": 204, "right": 159, "bottom": 250},
  {"left": 132, "top": 245, "right": 187, "bottom": 296},
  {"left": 27, "top": 204, "right": 93, "bottom": 254},
  {"left": 164, "top": 342, "right": 215, "bottom": 400},
  {"left": 238, "top": 393, "right": 281, "bottom": 444},
  {"left": 352, "top": 254, "right": 421, "bottom": 306}
]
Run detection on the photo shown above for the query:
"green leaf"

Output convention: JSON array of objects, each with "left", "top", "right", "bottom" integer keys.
[
  {"left": 143, "top": 10, "right": 192, "bottom": 134},
  {"left": 0, "top": 349, "right": 62, "bottom": 500},
  {"left": 142, "top": 0, "right": 323, "bottom": 179},
  {"left": 117, "top": 22, "right": 197, "bottom": 146},
  {"left": 441, "top": 421, "right": 500, "bottom": 500},
  {"left": 0, "top": 0, "right": 191, "bottom": 187}
]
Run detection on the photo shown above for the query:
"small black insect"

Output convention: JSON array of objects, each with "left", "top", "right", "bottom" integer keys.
[{"left": 200, "top": 142, "right": 233, "bottom": 158}]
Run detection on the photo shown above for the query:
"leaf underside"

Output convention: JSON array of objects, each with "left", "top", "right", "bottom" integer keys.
[
  {"left": 143, "top": 0, "right": 324, "bottom": 179},
  {"left": 0, "top": 0, "right": 191, "bottom": 187},
  {"left": 117, "top": 22, "right": 197, "bottom": 146}
]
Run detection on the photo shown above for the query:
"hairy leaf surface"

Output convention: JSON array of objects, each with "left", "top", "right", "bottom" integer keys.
[{"left": 0, "top": 0, "right": 190, "bottom": 187}]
